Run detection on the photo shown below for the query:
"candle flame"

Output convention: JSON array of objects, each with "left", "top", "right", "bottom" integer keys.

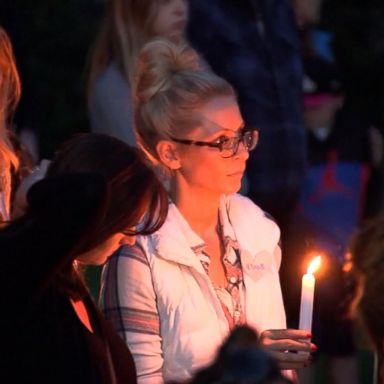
[{"left": 307, "top": 256, "right": 322, "bottom": 275}]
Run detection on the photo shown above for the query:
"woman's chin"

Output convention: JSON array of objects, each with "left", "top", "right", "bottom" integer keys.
[{"left": 222, "top": 183, "right": 242, "bottom": 195}]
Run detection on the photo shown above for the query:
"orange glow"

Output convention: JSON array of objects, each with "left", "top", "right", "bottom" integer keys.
[
  {"left": 307, "top": 256, "right": 322, "bottom": 275},
  {"left": 342, "top": 252, "right": 353, "bottom": 273}
]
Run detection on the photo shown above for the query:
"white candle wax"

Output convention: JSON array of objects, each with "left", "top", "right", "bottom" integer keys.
[{"left": 299, "top": 272, "right": 315, "bottom": 332}]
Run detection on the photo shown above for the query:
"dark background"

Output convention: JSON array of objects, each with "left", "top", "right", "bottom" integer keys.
[
  {"left": 0, "top": 0, "right": 103, "bottom": 158},
  {"left": 2, "top": 0, "right": 384, "bottom": 162}
]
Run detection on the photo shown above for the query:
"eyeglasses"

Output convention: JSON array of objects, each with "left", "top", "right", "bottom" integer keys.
[{"left": 170, "top": 128, "right": 259, "bottom": 158}]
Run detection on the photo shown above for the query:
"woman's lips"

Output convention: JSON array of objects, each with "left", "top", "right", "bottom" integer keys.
[
  {"left": 172, "top": 20, "right": 186, "bottom": 31},
  {"left": 228, "top": 169, "right": 245, "bottom": 177}
]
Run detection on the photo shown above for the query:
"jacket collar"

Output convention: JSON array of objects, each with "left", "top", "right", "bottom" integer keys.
[
  {"left": 151, "top": 196, "right": 236, "bottom": 267},
  {"left": 148, "top": 194, "right": 279, "bottom": 267}
]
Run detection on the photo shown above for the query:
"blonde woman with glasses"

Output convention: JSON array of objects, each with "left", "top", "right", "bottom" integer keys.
[{"left": 100, "top": 39, "right": 315, "bottom": 384}]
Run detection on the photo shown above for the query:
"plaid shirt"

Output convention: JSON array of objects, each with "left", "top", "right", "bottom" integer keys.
[{"left": 188, "top": 0, "right": 307, "bottom": 195}]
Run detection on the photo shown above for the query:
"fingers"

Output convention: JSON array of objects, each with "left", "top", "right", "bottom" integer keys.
[
  {"left": 261, "top": 337, "right": 315, "bottom": 353},
  {"left": 260, "top": 329, "right": 315, "bottom": 350},
  {"left": 267, "top": 349, "right": 313, "bottom": 370},
  {"left": 262, "top": 328, "right": 311, "bottom": 340},
  {"left": 259, "top": 329, "right": 317, "bottom": 370}
]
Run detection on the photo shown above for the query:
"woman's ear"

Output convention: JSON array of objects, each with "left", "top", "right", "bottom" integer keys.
[{"left": 156, "top": 140, "right": 181, "bottom": 170}]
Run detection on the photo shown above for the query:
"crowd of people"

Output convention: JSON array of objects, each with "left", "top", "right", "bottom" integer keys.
[{"left": 1, "top": 0, "right": 384, "bottom": 383}]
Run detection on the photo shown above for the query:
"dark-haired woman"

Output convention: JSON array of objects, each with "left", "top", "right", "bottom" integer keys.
[{"left": 0, "top": 133, "right": 168, "bottom": 383}]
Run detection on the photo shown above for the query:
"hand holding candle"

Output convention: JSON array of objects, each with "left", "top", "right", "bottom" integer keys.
[
  {"left": 299, "top": 256, "right": 322, "bottom": 333},
  {"left": 259, "top": 256, "right": 320, "bottom": 369}
]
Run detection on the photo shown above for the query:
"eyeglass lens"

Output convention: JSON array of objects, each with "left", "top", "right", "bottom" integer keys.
[{"left": 220, "top": 130, "right": 258, "bottom": 158}]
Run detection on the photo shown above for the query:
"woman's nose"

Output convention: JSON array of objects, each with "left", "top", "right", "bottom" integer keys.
[
  {"left": 174, "top": 0, "right": 188, "bottom": 17},
  {"left": 234, "top": 140, "right": 250, "bottom": 161}
]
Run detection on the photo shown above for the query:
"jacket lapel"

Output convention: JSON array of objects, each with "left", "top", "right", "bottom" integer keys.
[{"left": 152, "top": 203, "right": 206, "bottom": 271}]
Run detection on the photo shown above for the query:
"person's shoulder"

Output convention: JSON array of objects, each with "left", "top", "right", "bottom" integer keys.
[
  {"left": 91, "top": 63, "right": 129, "bottom": 97},
  {"left": 225, "top": 194, "right": 281, "bottom": 251},
  {"left": 226, "top": 193, "right": 279, "bottom": 226},
  {"left": 226, "top": 193, "right": 264, "bottom": 215}
]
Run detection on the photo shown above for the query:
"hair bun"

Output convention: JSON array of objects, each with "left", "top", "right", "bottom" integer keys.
[{"left": 134, "top": 38, "right": 201, "bottom": 102}]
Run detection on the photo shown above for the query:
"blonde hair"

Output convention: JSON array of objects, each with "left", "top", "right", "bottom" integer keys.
[
  {"left": 0, "top": 27, "right": 20, "bottom": 170},
  {"left": 134, "top": 39, "right": 235, "bottom": 166},
  {"left": 88, "top": 0, "right": 159, "bottom": 91}
]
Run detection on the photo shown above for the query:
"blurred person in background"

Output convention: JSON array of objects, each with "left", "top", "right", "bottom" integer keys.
[
  {"left": 292, "top": 50, "right": 368, "bottom": 384},
  {"left": 321, "top": 0, "right": 384, "bottom": 217},
  {"left": 88, "top": 0, "right": 188, "bottom": 145}
]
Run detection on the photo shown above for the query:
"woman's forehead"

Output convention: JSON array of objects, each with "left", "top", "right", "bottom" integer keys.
[
  {"left": 199, "top": 116, "right": 244, "bottom": 134},
  {"left": 198, "top": 96, "right": 243, "bottom": 131}
]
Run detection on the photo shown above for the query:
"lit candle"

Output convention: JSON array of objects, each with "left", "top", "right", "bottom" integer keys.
[{"left": 299, "top": 256, "right": 321, "bottom": 332}]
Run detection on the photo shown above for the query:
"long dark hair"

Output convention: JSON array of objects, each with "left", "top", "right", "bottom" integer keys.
[
  {"left": 47, "top": 133, "right": 168, "bottom": 252},
  {"left": 0, "top": 133, "right": 168, "bottom": 300},
  {"left": 88, "top": 0, "right": 159, "bottom": 89}
]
